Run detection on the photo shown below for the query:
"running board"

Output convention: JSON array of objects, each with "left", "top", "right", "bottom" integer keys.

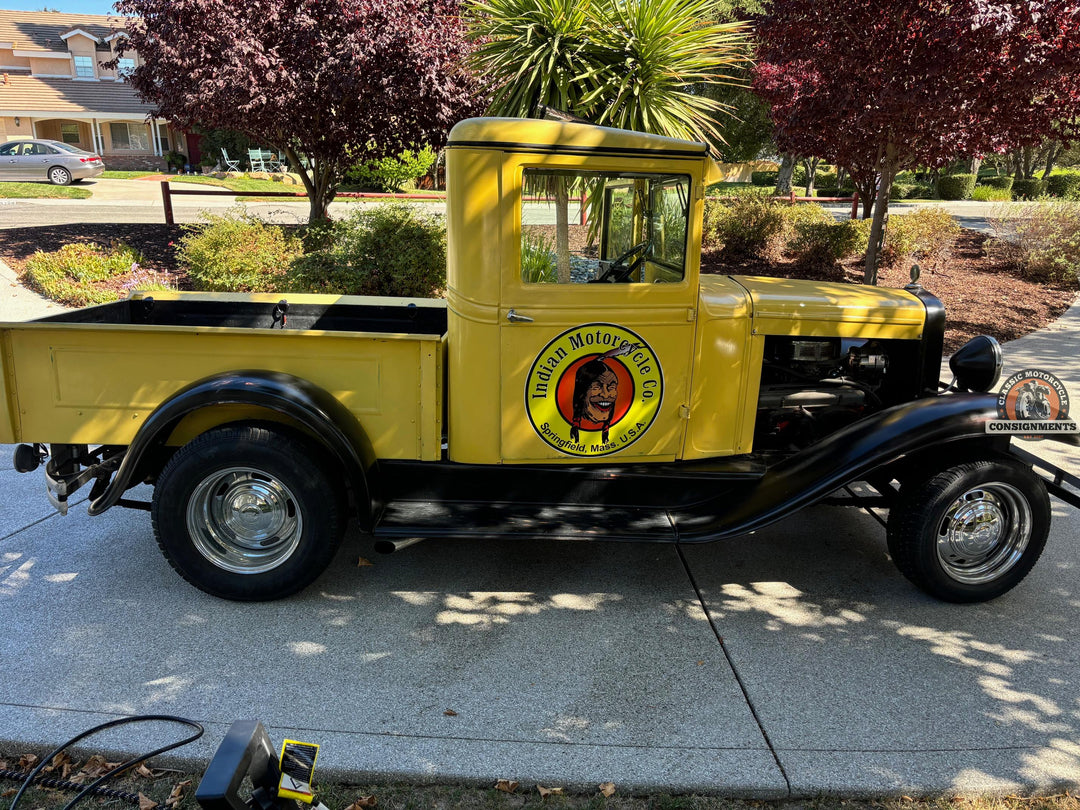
[{"left": 373, "top": 500, "right": 676, "bottom": 542}]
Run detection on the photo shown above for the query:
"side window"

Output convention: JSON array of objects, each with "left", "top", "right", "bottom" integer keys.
[
  {"left": 520, "top": 168, "right": 689, "bottom": 285},
  {"left": 0, "top": 143, "right": 19, "bottom": 156}
]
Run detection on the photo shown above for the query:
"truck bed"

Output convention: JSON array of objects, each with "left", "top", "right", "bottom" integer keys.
[{"left": 0, "top": 292, "right": 447, "bottom": 460}]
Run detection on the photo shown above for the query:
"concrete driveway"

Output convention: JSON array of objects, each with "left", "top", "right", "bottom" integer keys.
[{"left": 1, "top": 300, "right": 1078, "bottom": 797}]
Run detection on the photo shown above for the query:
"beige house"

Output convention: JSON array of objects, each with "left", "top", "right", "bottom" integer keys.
[{"left": 0, "top": 8, "right": 180, "bottom": 170}]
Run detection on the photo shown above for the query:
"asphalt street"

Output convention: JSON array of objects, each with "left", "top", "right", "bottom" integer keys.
[
  {"left": 0, "top": 178, "right": 999, "bottom": 230},
  {"left": 0, "top": 263, "right": 1078, "bottom": 795}
]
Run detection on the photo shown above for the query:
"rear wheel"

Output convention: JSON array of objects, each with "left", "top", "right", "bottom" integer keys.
[
  {"left": 48, "top": 166, "right": 72, "bottom": 185},
  {"left": 886, "top": 459, "right": 1050, "bottom": 602},
  {"left": 151, "top": 424, "right": 344, "bottom": 600}
]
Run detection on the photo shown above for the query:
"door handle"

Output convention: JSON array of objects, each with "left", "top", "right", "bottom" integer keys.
[{"left": 506, "top": 309, "right": 534, "bottom": 323}]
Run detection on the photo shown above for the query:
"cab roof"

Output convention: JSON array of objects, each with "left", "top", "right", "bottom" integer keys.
[{"left": 447, "top": 117, "right": 711, "bottom": 159}]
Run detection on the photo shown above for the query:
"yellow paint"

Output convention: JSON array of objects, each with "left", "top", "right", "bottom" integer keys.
[{"left": 0, "top": 119, "right": 932, "bottom": 467}]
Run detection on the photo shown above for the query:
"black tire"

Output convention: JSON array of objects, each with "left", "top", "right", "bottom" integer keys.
[
  {"left": 48, "top": 166, "right": 72, "bottom": 186},
  {"left": 151, "top": 424, "right": 344, "bottom": 601},
  {"left": 886, "top": 459, "right": 1050, "bottom": 602}
]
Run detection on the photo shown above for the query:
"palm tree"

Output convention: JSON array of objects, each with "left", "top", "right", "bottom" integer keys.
[{"left": 467, "top": 0, "right": 751, "bottom": 281}]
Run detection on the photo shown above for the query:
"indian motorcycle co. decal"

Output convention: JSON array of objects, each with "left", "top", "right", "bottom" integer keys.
[{"left": 525, "top": 323, "right": 664, "bottom": 457}]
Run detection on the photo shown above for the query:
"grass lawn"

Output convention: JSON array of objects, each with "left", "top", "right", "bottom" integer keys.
[
  {"left": 169, "top": 175, "right": 446, "bottom": 203},
  {"left": 0, "top": 182, "right": 92, "bottom": 199},
  {"left": 101, "top": 170, "right": 159, "bottom": 179}
]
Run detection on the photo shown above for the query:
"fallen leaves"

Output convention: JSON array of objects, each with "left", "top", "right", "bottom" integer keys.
[
  {"left": 357, "top": 557, "right": 374, "bottom": 567},
  {"left": 495, "top": 779, "right": 519, "bottom": 794},
  {"left": 348, "top": 795, "right": 377, "bottom": 809},
  {"left": 599, "top": 782, "right": 616, "bottom": 797},
  {"left": 165, "top": 779, "right": 191, "bottom": 808},
  {"left": 18, "top": 754, "right": 39, "bottom": 770},
  {"left": 443, "top": 709, "right": 458, "bottom": 716},
  {"left": 138, "top": 792, "right": 158, "bottom": 810},
  {"left": 537, "top": 785, "right": 565, "bottom": 799}
]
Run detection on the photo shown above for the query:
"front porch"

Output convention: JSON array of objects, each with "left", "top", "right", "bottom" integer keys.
[{"left": 1, "top": 114, "right": 178, "bottom": 171}]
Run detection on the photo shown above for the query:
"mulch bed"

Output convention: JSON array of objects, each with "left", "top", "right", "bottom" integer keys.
[
  {"left": 702, "top": 228, "right": 1076, "bottom": 352},
  {"left": 0, "top": 224, "right": 1074, "bottom": 353}
]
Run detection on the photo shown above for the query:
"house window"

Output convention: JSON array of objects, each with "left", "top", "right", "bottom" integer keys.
[
  {"left": 118, "top": 57, "right": 135, "bottom": 77},
  {"left": 73, "top": 55, "right": 95, "bottom": 78},
  {"left": 157, "top": 123, "right": 169, "bottom": 152},
  {"left": 109, "top": 122, "right": 150, "bottom": 151},
  {"left": 61, "top": 123, "right": 81, "bottom": 145}
]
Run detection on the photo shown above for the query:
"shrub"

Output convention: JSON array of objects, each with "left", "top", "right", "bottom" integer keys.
[
  {"left": 988, "top": 199, "right": 1080, "bottom": 284},
  {"left": 792, "top": 165, "right": 807, "bottom": 187},
  {"left": 704, "top": 190, "right": 788, "bottom": 256},
  {"left": 937, "top": 174, "right": 977, "bottom": 201},
  {"left": 521, "top": 230, "right": 557, "bottom": 283},
  {"left": 905, "top": 183, "right": 935, "bottom": 199},
  {"left": 1047, "top": 172, "right": 1080, "bottom": 200},
  {"left": 345, "top": 145, "right": 437, "bottom": 192},
  {"left": 288, "top": 204, "right": 446, "bottom": 297},
  {"left": 815, "top": 171, "right": 837, "bottom": 189},
  {"left": 24, "top": 241, "right": 151, "bottom": 306},
  {"left": 880, "top": 207, "right": 960, "bottom": 270},
  {"left": 178, "top": 212, "right": 302, "bottom": 292},
  {"left": 786, "top": 220, "right": 866, "bottom": 271},
  {"left": 750, "top": 171, "right": 778, "bottom": 187},
  {"left": 1012, "top": 178, "right": 1048, "bottom": 200},
  {"left": 889, "top": 182, "right": 915, "bottom": 201},
  {"left": 813, "top": 187, "right": 841, "bottom": 198},
  {"left": 971, "top": 185, "right": 1013, "bottom": 202},
  {"left": 979, "top": 175, "right": 1014, "bottom": 192}
]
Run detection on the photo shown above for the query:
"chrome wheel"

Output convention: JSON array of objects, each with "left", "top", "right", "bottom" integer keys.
[
  {"left": 936, "top": 482, "right": 1031, "bottom": 584},
  {"left": 49, "top": 167, "right": 71, "bottom": 185},
  {"left": 186, "top": 466, "right": 303, "bottom": 574}
]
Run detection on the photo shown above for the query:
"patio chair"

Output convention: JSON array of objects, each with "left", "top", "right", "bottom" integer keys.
[
  {"left": 220, "top": 148, "right": 241, "bottom": 172},
  {"left": 247, "top": 148, "right": 269, "bottom": 172}
]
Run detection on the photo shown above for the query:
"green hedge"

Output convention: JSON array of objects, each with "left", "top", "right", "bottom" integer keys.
[
  {"left": 938, "top": 174, "right": 977, "bottom": 201},
  {"left": 979, "top": 175, "right": 1014, "bottom": 192},
  {"left": 1047, "top": 172, "right": 1080, "bottom": 200},
  {"left": 971, "top": 185, "right": 1013, "bottom": 202},
  {"left": 751, "top": 171, "right": 778, "bottom": 187},
  {"left": 1012, "top": 178, "right": 1048, "bottom": 200}
]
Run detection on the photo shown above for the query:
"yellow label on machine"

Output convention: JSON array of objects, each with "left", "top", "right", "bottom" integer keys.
[{"left": 278, "top": 739, "right": 320, "bottom": 804}]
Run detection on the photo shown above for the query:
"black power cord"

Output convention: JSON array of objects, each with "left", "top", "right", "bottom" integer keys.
[
  {"left": 8, "top": 714, "right": 204, "bottom": 810},
  {"left": 0, "top": 768, "right": 142, "bottom": 803}
]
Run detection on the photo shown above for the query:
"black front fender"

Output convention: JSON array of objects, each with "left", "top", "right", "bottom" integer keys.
[
  {"left": 673, "top": 394, "right": 1005, "bottom": 541},
  {"left": 87, "top": 371, "right": 378, "bottom": 528}
]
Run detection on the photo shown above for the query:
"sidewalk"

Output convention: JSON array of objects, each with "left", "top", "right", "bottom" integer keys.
[{"left": 0, "top": 284, "right": 1077, "bottom": 797}]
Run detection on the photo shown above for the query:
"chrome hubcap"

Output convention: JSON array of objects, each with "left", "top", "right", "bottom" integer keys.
[
  {"left": 937, "top": 482, "right": 1030, "bottom": 584},
  {"left": 187, "top": 467, "right": 302, "bottom": 574}
]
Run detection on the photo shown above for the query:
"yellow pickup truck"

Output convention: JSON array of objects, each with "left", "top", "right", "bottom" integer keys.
[{"left": 3, "top": 118, "right": 1077, "bottom": 603}]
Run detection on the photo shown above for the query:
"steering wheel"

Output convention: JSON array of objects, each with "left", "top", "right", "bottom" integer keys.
[{"left": 592, "top": 240, "right": 651, "bottom": 283}]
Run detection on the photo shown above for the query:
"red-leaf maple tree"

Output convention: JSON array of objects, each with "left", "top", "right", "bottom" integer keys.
[
  {"left": 752, "top": 0, "right": 1080, "bottom": 282},
  {"left": 111, "top": 0, "right": 480, "bottom": 221}
]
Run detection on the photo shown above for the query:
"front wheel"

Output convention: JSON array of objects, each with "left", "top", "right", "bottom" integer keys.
[
  {"left": 886, "top": 459, "right": 1050, "bottom": 602},
  {"left": 152, "top": 424, "right": 344, "bottom": 600}
]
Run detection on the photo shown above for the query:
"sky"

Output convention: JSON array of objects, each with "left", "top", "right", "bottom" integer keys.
[{"left": 3, "top": 0, "right": 118, "bottom": 14}]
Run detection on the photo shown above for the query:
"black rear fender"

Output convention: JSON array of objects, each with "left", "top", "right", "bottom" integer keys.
[{"left": 87, "top": 371, "right": 379, "bottom": 528}]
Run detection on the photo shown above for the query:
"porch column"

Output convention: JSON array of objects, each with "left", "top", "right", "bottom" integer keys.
[
  {"left": 151, "top": 118, "right": 159, "bottom": 156},
  {"left": 30, "top": 118, "right": 37, "bottom": 138}
]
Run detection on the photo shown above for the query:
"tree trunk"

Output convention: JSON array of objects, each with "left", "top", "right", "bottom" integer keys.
[
  {"left": 836, "top": 167, "right": 848, "bottom": 190},
  {"left": 555, "top": 177, "right": 571, "bottom": 284},
  {"left": 774, "top": 153, "right": 796, "bottom": 194},
  {"left": 1042, "top": 141, "right": 1062, "bottom": 180},
  {"left": 864, "top": 144, "right": 899, "bottom": 285},
  {"left": 967, "top": 157, "right": 982, "bottom": 176},
  {"left": 286, "top": 145, "right": 333, "bottom": 223},
  {"left": 803, "top": 156, "right": 821, "bottom": 196}
]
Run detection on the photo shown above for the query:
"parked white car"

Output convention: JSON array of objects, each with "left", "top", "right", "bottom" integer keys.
[{"left": 0, "top": 139, "right": 105, "bottom": 185}]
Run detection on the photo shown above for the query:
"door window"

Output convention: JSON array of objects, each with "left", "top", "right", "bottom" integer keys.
[{"left": 520, "top": 168, "right": 690, "bottom": 285}]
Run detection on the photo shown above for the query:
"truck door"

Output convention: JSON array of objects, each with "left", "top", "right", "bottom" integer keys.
[{"left": 499, "top": 165, "right": 700, "bottom": 463}]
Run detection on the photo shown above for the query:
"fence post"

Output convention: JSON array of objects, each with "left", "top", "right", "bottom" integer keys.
[
  {"left": 850, "top": 191, "right": 859, "bottom": 220},
  {"left": 579, "top": 190, "right": 586, "bottom": 226},
  {"left": 161, "top": 180, "right": 174, "bottom": 225},
  {"left": 789, "top": 189, "right": 796, "bottom": 203}
]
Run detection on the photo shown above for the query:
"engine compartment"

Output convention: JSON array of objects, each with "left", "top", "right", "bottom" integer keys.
[{"left": 753, "top": 334, "right": 922, "bottom": 452}]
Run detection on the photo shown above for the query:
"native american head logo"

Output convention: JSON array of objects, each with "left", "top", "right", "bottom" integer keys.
[{"left": 525, "top": 324, "right": 663, "bottom": 457}]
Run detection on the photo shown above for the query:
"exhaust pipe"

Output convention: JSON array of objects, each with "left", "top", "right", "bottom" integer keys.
[{"left": 374, "top": 536, "right": 425, "bottom": 554}]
